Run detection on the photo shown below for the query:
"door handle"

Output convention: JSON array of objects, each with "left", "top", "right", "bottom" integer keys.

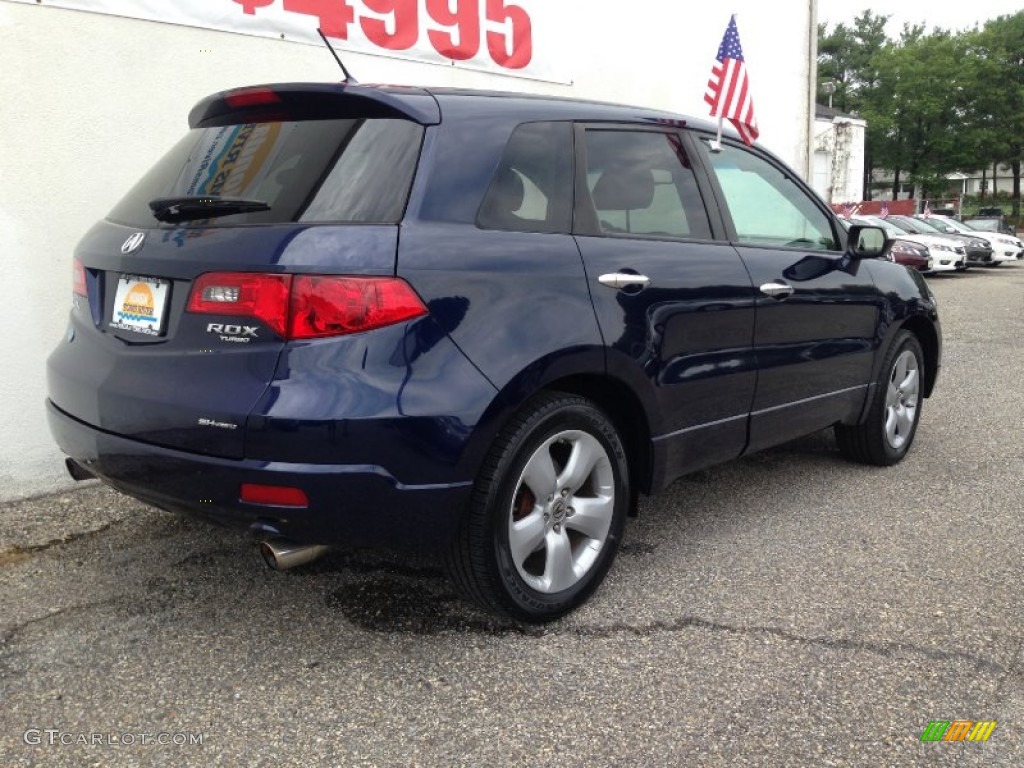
[
  {"left": 760, "top": 281, "right": 794, "bottom": 299},
  {"left": 599, "top": 273, "right": 651, "bottom": 289}
]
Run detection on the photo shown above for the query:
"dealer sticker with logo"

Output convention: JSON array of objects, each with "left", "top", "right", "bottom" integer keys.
[{"left": 110, "top": 275, "right": 170, "bottom": 336}]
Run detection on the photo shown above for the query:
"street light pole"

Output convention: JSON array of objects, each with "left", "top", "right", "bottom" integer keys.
[{"left": 821, "top": 80, "right": 836, "bottom": 109}]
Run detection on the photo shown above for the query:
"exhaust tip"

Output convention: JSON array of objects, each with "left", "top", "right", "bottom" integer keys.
[
  {"left": 65, "top": 458, "right": 95, "bottom": 482},
  {"left": 260, "top": 538, "right": 329, "bottom": 571}
]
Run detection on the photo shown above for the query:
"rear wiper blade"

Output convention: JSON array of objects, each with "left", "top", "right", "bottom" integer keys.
[{"left": 149, "top": 196, "right": 271, "bottom": 223}]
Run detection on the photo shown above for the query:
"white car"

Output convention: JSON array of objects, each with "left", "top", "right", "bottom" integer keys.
[
  {"left": 921, "top": 215, "right": 1023, "bottom": 263},
  {"left": 851, "top": 216, "right": 965, "bottom": 272}
]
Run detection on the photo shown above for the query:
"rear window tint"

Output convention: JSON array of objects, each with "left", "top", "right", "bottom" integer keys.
[
  {"left": 477, "top": 122, "right": 572, "bottom": 234},
  {"left": 108, "top": 118, "right": 423, "bottom": 227}
]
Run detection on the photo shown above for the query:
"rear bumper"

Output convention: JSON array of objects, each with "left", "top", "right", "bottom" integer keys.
[{"left": 47, "top": 400, "right": 471, "bottom": 552}]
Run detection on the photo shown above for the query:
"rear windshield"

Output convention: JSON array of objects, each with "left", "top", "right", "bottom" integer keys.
[{"left": 108, "top": 118, "right": 423, "bottom": 227}]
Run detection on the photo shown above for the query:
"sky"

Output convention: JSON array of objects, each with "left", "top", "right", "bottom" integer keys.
[{"left": 816, "top": 0, "right": 1022, "bottom": 35}]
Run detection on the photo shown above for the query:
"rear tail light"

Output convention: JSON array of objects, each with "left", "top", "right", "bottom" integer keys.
[
  {"left": 289, "top": 276, "right": 428, "bottom": 339},
  {"left": 187, "top": 273, "right": 292, "bottom": 337},
  {"left": 73, "top": 258, "right": 87, "bottom": 297},
  {"left": 186, "top": 273, "right": 428, "bottom": 340}
]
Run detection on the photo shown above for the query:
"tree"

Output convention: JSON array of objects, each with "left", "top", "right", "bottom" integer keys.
[
  {"left": 975, "top": 12, "right": 1024, "bottom": 216},
  {"left": 817, "top": 11, "right": 891, "bottom": 198},
  {"left": 818, "top": 11, "right": 1023, "bottom": 211},
  {"left": 859, "top": 28, "right": 971, "bottom": 200},
  {"left": 817, "top": 11, "right": 890, "bottom": 113}
]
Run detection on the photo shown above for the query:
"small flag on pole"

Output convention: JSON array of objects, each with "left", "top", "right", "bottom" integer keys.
[{"left": 705, "top": 15, "right": 759, "bottom": 146}]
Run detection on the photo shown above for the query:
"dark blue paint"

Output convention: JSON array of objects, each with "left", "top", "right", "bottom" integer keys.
[{"left": 46, "top": 84, "right": 941, "bottom": 551}]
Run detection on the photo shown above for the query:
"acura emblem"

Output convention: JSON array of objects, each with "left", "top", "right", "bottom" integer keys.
[{"left": 121, "top": 232, "right": 146, "bottom": 254}]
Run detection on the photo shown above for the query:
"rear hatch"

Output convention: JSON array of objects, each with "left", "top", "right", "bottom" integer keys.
[{"left": 48, "top": 84, "right": 436, "bottom": 459}]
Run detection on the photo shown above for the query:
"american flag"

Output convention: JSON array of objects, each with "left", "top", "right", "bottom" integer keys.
[
  {"left": 880, "top": 202, "right": 890, "bottom": 219},
  {"left": 705, "top": 15, "right": 759, "bottom": 146}
]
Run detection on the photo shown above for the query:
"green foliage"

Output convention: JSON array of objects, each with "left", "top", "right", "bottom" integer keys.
[
  {"left": 976, "top": 12, "right": 1024, "bottom": 214},
  {"left": 818, "top": 9, "right": 1024, "bottom": 211},
  {"left": 817, "top": 11, "right": 889, "bottom": 113}
]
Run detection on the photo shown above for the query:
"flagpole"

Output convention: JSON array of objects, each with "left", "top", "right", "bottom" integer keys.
[
  {"left": 716, "top": 10, "right": 733, "bottom": 147},
  {"left": 713, "top": 14, "right": 731, "bottom": 148}
]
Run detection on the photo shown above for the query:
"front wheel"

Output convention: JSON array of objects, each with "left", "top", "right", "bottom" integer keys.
[
  {"left": 836, "top": 330, "right": 924, "bottom": 466},
  {"left": 446, "top": 393, "right": 629, "bottom": 622}
]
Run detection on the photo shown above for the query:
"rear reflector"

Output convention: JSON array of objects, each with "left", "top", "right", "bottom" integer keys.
[
  {"left": 186, "top": 273, "right": 428, "bottom": 340},
  {"left": 240, "top": 483, "right": 309, "bottom": 508},
  {"left": 73, "top": 258, "right": 87, "bottom": 297}
]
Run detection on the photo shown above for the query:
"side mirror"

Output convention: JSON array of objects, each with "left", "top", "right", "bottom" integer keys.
[{"left": 846, "top": 224, "right": 887, "bottom": 259}]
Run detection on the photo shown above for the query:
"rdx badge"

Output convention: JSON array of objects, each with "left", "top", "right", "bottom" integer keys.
[{"left": 206, "top": 323, "right": 258, "bottom": 343}]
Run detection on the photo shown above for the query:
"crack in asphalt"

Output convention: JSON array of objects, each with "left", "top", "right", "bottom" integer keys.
[
  {"left": 986, "top": 634, "right": 1024, "bottom": 704},
  {"left": 0, "top": 519, "right": 127, "bottom": 563},
  {"left": 0, "top": 598, "right": 119, "bottom": 651},
  {"left": 0, "top": 573, "right": 1010, "bottom": 691},
  {"left": 328, "top": 577, "right": 1010, "bottom": 676},
  {"left": 0, "top": 524, "right": 1011, "bottom": 683},
  {"left": 565, "top": 616, "right": 1009, "bottom": 674}
]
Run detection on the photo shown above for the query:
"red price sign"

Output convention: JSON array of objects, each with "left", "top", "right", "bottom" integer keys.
[
  {"left": 426, "top": 0, "right": 479, "bottom": 60},
  {"left": 233, "top": 0, "right": 275, "bottom": 12},
  {"left": 282, "top": 0, "right": 355, "bottom": 39},
  {"left": 233, "top": 0, "right": 533, "bottom": 70}
]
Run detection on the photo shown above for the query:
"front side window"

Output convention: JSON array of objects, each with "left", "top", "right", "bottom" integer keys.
[
  {"left": 580, "top": 130, "right": 712, "bottom": 240},
  {"left": 699, "top": 140, "right": 839, "bottom": 251}
]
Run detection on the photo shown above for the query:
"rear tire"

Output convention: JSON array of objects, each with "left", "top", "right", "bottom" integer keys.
[
  {"left": 446, "top": 392, "right": 629, "bottom": 622},
  {"left": 836, "top": 330, "right": 924, "bottom": 466}
]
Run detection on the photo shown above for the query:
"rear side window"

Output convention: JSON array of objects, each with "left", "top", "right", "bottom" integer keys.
[
  {"left": 108, "top": 118, "right": 423, "bottom": 227},
  {"left": 580, "top": 130, "right": 713, "bottom": 240},
  {"left": 477, "top": 122, "right": 573, "bottom": 234}
]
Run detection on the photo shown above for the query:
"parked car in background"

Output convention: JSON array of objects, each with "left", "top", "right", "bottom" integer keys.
[
  {"left": 918, "top": 214, "right": 1023, "bottom": 263},
  {"left": 46, "top": 81, "right": 942, "bottom": 621},
  {"left": 842, "top": 217, "right": 931, "bottom": 271},
  {"left": 965, "top": 215, "right": 1017, "bottom": 237},
  {"left": 885, "top": 240, "right": 932, "bottom": 272},
  {"left": 853, "top": 216, "right": 963, "bottom": 272},
  {"left": 886, "top": 215, "right": 991, "bottom": 267}
]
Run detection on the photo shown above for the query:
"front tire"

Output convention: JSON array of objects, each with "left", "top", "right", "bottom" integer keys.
[
  {"left": 446, "top": 392, "right": 629, "bottom": 622},
  {"left": 836, "top": 330, "right": 924, "bottom": 466}
]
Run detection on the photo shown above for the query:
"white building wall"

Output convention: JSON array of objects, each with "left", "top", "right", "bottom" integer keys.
[
  {"left": 812, "top": 117, "right": 866, "bottom": 204},
  {"left": 0, "top": 0, "right": 815, "bottom": 500}
]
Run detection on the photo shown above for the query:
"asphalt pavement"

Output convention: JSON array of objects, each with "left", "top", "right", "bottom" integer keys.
[{"left": 2, "top": 263, "right": 1022, "bottom": 767}]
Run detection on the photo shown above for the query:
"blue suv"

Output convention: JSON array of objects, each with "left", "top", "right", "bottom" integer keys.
[{"left": 47, "top": 83, "right": 941, "bottom": 621}]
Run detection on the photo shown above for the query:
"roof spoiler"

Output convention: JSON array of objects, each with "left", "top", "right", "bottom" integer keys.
[{"left": 188, "top": 83, "right": 441, "bottom": 129}]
